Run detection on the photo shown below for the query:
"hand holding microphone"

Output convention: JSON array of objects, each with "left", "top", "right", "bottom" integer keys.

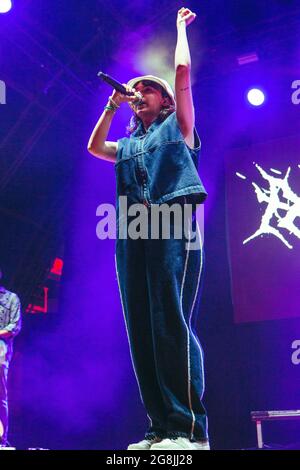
[
  {"left": 110, "top": 85, "right": 141, "bottom": 107},
  {"left": 98, "top": 71, "right": 143, "bottom": 109}
]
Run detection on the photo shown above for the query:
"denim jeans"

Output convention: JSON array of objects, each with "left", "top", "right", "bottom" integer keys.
[{"left": 115, "top": 200, "right": 208, "bottom": 441}]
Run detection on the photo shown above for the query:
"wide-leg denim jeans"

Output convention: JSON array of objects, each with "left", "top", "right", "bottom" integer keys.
[{"left": 115, "top": 201, "right": 208, "bottom": 441}]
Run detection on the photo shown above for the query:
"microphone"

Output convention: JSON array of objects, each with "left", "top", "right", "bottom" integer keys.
[{"left": 98, "top": 71, "right": 143, "bottom": 104}]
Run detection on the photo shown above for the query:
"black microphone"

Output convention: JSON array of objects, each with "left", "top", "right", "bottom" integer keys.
[{"left": 97, "top": 71, "right": 143, "bottom": 104}]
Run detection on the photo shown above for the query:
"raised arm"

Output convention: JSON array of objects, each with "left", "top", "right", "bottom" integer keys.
[
  {"left": 174, "top": 7, "right": 197, "bottom": 147},
  {"left": 87, "top": 86, "right": 140, "bottom": 163}
]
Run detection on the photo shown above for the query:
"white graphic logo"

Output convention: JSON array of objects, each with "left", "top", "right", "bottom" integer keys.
[{"left": 236, "top": 164, "right": 300, "bottom": 249}]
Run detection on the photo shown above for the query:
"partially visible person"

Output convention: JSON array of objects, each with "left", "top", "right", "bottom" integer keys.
[{"left": 0, "top": 267, "right": 22, "bottom": 448}]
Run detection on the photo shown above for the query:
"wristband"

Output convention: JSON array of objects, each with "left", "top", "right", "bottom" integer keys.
[
  {"left": 108, "top": 96, "right": 120, "bottom": 109},
  {"left": 104, "top": 105, "right": 117, "bottom": 112}
]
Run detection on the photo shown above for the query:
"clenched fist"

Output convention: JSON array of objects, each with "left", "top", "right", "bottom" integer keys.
[{"left": 177, "top": 7, "right": 197, "bottom": 28}]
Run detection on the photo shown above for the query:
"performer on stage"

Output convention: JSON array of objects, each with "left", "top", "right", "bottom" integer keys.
[
  {"left": 0, "top": 267, "right": 22, "bottom": 448},
  {"left": 88, "top": 8, "right": 209, "bottom": 450}
]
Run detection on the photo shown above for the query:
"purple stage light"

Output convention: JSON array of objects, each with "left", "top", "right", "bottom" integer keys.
[
  {"left": 0, "top": 0, "right": 12, "bottom": 13},
  {"left": 247, "top": 88, "right": 265, "bottom": 106}
]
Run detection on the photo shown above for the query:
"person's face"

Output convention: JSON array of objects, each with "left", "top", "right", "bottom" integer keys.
[{"left": 131, "top": 81, "right": 169, "bottom": 119}]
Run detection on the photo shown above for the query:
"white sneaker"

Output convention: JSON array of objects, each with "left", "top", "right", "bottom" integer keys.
[
  {"left": 127, "top": 437, "right": 162, "bottom": 450},
  {"left": 150, "top": 437, "right": 210, "bottom": 450}
]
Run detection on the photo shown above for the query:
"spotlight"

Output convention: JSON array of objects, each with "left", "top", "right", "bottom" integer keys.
[
  {"left": 0, "top": 0, "right": 12, "bottom": 13},
  {"left": 247, "top": 88, "right": 265, "bottom": 107}
]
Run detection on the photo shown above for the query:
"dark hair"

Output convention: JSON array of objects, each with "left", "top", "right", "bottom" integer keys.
[{"left": 126, "top": 81, "right": 176, "bottom": 135}]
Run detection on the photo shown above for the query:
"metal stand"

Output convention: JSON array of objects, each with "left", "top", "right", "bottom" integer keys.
[{"left": 251, "top": 410, "right": 300, "bottom": 449}]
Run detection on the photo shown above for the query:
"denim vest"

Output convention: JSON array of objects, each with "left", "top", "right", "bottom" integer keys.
[{"left": 115, "top": 111, "right": 207, "bottom": 211}]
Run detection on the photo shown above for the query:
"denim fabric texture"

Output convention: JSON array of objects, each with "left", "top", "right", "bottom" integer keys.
[
  {"left": 115, "top": 111, "right": 207, "bottom": 209},
  {"left": 114, "top": 112, "right": 208, "bottom": 441}
]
